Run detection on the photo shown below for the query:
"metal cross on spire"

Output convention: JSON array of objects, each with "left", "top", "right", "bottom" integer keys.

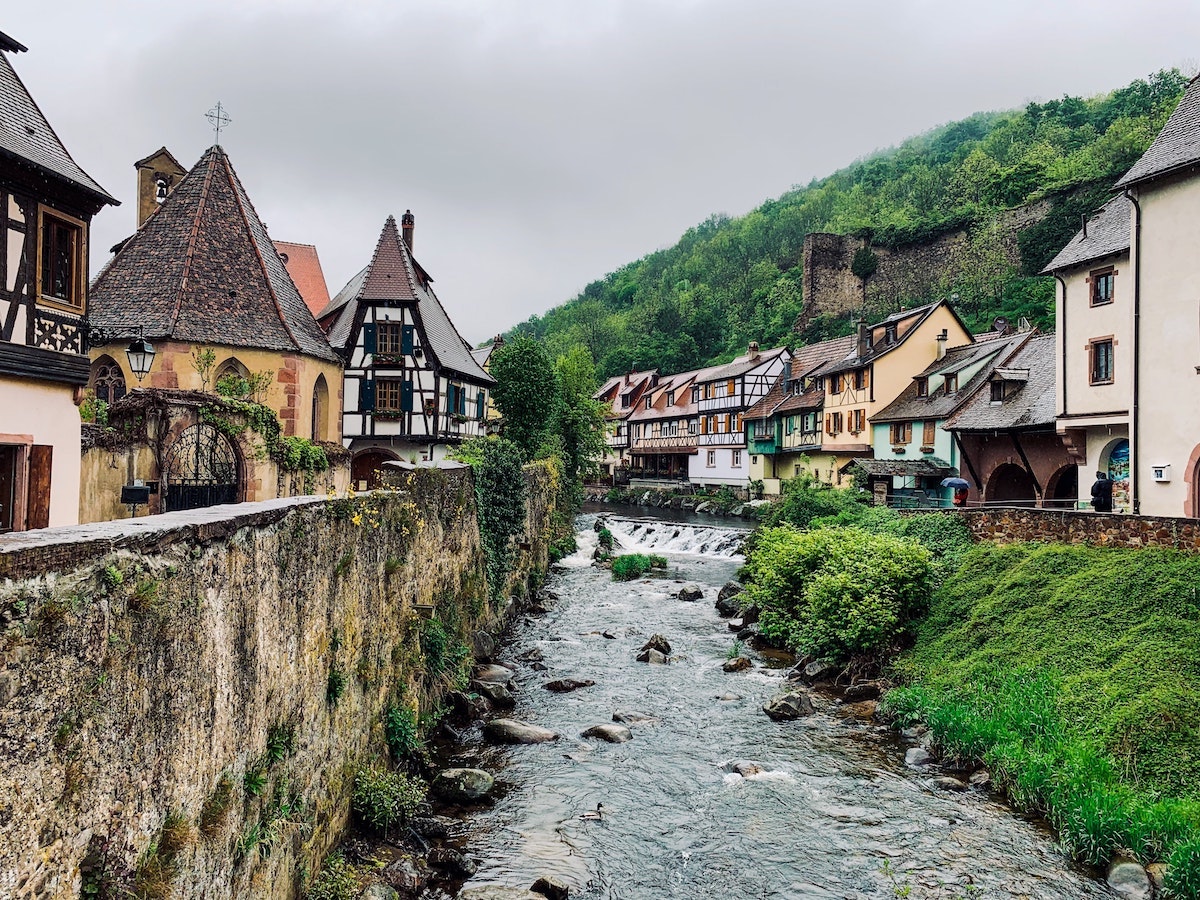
[{"left": 205, "top": 102, "right": 231, "bottom": 144}]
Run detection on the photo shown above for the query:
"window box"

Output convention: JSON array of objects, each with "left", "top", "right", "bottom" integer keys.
[
  {"left": 373, "top": 409, "right": 404, "bottom": 421},
  {"left": 373, "top": 352, "right": 404, "bottom": 365}
]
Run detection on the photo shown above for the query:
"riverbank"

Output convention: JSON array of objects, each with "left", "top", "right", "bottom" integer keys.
[
  {"left": 882, "top": 540, "right": 1200, "bottom": 897},
  {"left": 582, "top": 486, "right": 765, "bottom": 520}
]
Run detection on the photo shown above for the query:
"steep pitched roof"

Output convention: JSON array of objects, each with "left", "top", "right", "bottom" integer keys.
[
  {"left": 692, "top": 345, "right": 789, "bottom": 384},
  {"left": 90, "top": 146, "right": 338, "bottom": 362},
  {"left": 819, "top": 301, "right": 970, "bottom": 376},
  {"left": 746, "top": 334, "right": 855, "bottom": 420},
  {"left": 0, "top": 41, "right": 115, "bottom": 206},
  {"left": 628, "top": 371, "right": 698, "bottom": 422},
  {"left": 944, "top": 333, "right": 1056, "bottom": 433},
  {"left": 274, "top": 241, "right": 332, "bottom": 319},
  {"left": 872, "top": 332, "right": 1026, "bottom": 424},
  {"left": 324, "top": 217, "right": 492, "bottom": 384},
  {"left": 1041, "top": 195, "right": 1131, "bottom": 273},
  {"left": 133, "top": 146, "right": 185, "bottom": 171},
  {"left": 1114, "top": 75, "right": 1200, "bottom": 189}
]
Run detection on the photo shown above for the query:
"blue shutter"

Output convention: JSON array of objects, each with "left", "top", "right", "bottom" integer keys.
[
  {"left": 362, "top": 323, "right": 377, "bottom": 354},
  {"left": 457, "top": 386, "right": 467, "bottom": 415},
  {"left": 476, "top": 392, "right": 485, "bottom": 419},
  {"left": 445, "top": 384, "right": 456, "bottom": 415},
  {"left": 402, "top": 325, "right": 414, "bottom": 355},
  {"left": 359, "top": 377, "right": 375, "bottom": 411},
  {"left": 401, "top": 380, "right": 413, "bottom": 412}
]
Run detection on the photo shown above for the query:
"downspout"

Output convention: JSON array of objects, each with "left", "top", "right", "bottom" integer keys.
[
  {"left": 1124, "top": 189, "right": 1142, "bottom": 514},
  {"left": 1053, "top": 274, "right": 1068, "bottom": 417}
]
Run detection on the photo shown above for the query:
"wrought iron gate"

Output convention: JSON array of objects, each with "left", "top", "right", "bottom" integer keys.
[{"left": 164, "top": 424, "right": 240, "bottom": 511}]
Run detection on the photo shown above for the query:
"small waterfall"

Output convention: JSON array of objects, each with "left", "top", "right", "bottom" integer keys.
[{"left": 600, "top": 516, "right": 749, "bottom": 559}]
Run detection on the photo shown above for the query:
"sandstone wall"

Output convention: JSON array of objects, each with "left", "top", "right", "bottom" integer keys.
[
  {"left": 946, "top": 507, "right": 1200, "bottom": 551},
  {"left": 0, "top": 465, "right": 555, "bottom": 900}
]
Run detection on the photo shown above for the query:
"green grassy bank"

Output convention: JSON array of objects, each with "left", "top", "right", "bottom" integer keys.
[{"left": 884, "top": 542, "right": 1200, "bottom": 895}]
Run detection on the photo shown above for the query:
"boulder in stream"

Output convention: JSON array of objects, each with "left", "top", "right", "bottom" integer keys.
[
  {"left": 461, "top": 888, "right": 548, "bottom": 900},
  {"left": 544, "top": 678, "right": 595, "bottom": 693},
  {"left": 484, "top": 719, "right": 559, "bottom": 745},
  {"left": 1107, "top": 860, "right": 1152, "bottom": 900},
  {"left": 473, "top": 680, "right": 516, "bottom": 708},
  {"left": 739, "top": 604, "right": 761, "bottom": 626},
  {"left": 612, "top": 710, "right": 659, "bottom": 725},
  {"left": 762, "top": 690, "right": 815, "bottom": 720},
  {"left": 581, "top": 723, "right": 632, "bottom": 743},
  {"left": 717, "top": 581, "right": 744, "bottom": 602},
  {"left": 721, "top": 759, "right": 765, "bottom": 777},
  {"left": 429, "top": 847, "right": 478, "bottom": 878},
  {"left": 640, "top": 634, "right": 672, "bottom": 655},
  {"left": 722, "top": 656, "right": 752, "bottom": 673},
  {"left": 530, "top": 875, "right": 570, "bottom": 900},
  {"left": 843, "top": 681, "right": 882, "bottom": 702},
  {"left": 474, "top": 664, "right": 515, "bottom": 685},
  {"left": 431, "top": 768, "right": 495, "bottom": 804},
  {"left": 677, "top": 583, "right": 704, "bottom": 601},
  {"left": 636, "top": 648, "right": 668, "bottom": 664}
]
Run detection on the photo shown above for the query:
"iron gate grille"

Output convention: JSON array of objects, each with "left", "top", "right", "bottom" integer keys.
[{"left": 164, "top": 423, "right": 240, "bottom": 512}]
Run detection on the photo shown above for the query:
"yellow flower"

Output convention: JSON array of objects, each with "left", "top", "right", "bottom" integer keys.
[{"left": 351, "top": 513, "right": 363, "bottom": 526}]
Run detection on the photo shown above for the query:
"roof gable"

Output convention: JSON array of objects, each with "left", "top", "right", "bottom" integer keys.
[
  {"left": 1042, "top": 195, "right": 1131, "bottom": 273},
  {"left": 275, "top": 241, "right": 332, "bottom": 319},
  {"left": 1114, "top": 75, "right": 1200, "bottom": 189},
  {"left": 90, "top": 146, "right": 337, "bottom": 361}
]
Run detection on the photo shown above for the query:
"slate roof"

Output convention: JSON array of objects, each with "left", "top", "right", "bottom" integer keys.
[
  {"left": 1114, "top": 75, "right": 1200, "bottom": 189},
  {"left": 944, "top": 333, "right": 1056, "bottom": 433},
  {"left": 851, "top": 457, "right": 954, "bottom": 477},
  {"left": 746, "top": 334, "right": 855, "bottom": 421},
  {"left": 595, "top": 369, "right": 658, "bottom": 418},
  {"left": 324, "top": 217, "right": 492, "bottom": 384},
  {"left": 692, "top": 344, "right": 790, "bottom": 384},
  {"left": 0, "top": 39, "right": 115, "bottom": 206},
  {"left": 90, "top": 145, "right": 338, "bottom": 362},
  {"left": 872, "top": 333, "right": 1025, "bottom": 424},
  {"left": 274, "top": 241, "right": 332, "bottom": 319},
  {"left": 819, "top": 301, "right": 969, "bottom": 376},
  {"left": 1041, "top": 195, "right": 1131, "bottom": 273}
]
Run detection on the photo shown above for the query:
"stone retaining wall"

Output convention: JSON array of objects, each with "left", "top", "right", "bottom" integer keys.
[
  {"left": 952, "top": 507, "right": 1200, "bottom": 551},
  {"left": 0, "top": 466, "right": 555, "bottom": 899}
]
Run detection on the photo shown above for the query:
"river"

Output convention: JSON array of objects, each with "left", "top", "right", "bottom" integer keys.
[{"left": 439, "top": 512, "right": 1110, "bottom": 900}]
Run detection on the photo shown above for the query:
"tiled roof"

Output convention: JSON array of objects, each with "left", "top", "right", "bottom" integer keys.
[
  {"left": 0, "top": 43, "right": 115, "bottom": 206},
  {"left": 1041, "top": 195, "right": 1131, "bottom": 273},
  {"left": 872, "top": 334, "right": 1025, "bottom": 424},
  {"left": 90, "top": 145, "right": 338, "bottom": 362},
  {"left": 746, "top": 334, "right": 857, "bottom": 420},
  {"left": 692, "top": 345, "right": 790, "bottom": 384},
  {"left": 628, "top": 371, "right": 698, "bottom": 422},
  {"left": 325, "top": 217, "right": 492, "bottom": 384},
  {"left": 1114, "top": 75, "right": 1200, "bottom": 189},
  {"left": 274, "top": 241, "right": 332, "bottom": 319},
  {"left": 944, "top": 333, "right": 1056, "bottom": 433},
  {"left": 790, "top": 334, "right": 857, "bottom": 377},
  {"left": 851, "top": 457, "right": 954, "bottom": 477},
  {"left": 819, "top": 302, "right": 966, "bottom": 376}
]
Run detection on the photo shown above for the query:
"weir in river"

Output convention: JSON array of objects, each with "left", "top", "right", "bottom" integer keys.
[{"left": 440, "top": 513, "right": 1109, "bottom": 899}]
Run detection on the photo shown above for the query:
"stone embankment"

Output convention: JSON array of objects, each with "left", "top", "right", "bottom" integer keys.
[
  {"left": 0, "top": 466, "right": 557, "bottom": 900},
  {"left": 583, "top": 487, "right": 766, "bottom": 519}
]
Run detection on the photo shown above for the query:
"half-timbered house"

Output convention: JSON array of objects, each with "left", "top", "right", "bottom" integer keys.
[
  {"left": 0, "top": 31, "right": 117, "bottom": 530},
  {"left": 627, "top": 370, "right": 697, "bottom": 485},
  {"left": 688, "top": 342, "right": 790, "bottom": 489},
  {"left": 321, "top": 213, "right": 494, "bottom": 484},
  {"left": 593, "top": 368, "right": 658, "bottom": 480}
]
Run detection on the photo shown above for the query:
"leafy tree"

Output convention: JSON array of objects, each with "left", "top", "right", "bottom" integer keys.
[{"left": 490, "top": 334, "right": 560, "bottom": 459}]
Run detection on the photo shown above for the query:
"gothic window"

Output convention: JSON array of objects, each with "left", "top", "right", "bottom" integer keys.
[{"left": 91, "top": 357, "right": 126, "bottom": 405}]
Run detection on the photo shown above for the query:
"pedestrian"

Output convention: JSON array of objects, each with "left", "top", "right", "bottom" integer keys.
[{"left": 1090, "top": 471, "right": 1113, "bottom": 513}]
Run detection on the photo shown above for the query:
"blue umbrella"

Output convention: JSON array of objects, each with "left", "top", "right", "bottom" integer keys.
[{"left": 940, "top": 477, "right": 970, "bottom": 490}]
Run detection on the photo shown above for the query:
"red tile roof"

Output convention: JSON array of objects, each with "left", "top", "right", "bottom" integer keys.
[{"left": 274, "top": 241, "right": 332, "bottom": 319}]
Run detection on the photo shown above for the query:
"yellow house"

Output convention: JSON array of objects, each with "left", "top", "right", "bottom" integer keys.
[
  {"left": 88, "top": 146, "right": 343, "bottom": 445},
  {"left": 809, "top": 301, "right": 973, "bottom": 485}
]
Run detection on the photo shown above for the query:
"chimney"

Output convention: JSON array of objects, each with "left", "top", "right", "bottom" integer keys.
[
  {"left": 1081, "top": 213, "right": 1088, "bottom": 239},
  {"left": 624, "top": 372, "right": 631, "bottom": 386},
  {"left": 856, "top": 321, "right": 870, "bottom": 358},
  {"left": 492, "top": 334, "right": 505, "bottom": 349},
  {"left": 401, "top": 209, "right": 415, "bottom": 251},
  {"left": 748, "top": 341, "right": 760, "bottom": 360},
  {"left": 936, "top": 328, "right": 948, "bottom": 360}
]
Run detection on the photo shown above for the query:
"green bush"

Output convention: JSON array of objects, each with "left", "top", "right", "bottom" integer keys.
[
  {"left": 611, "top": 553, "right": 666, "bottom": 581},
  {"left": 743, "top": 525, "right": 932, "bottom": 662},
  {"left": 305, "top": 852, "right": 359, "bottom": 900},
  {"left": 757, "top": 476, "right": 870, "bottom": 530},
  {"left": 350, "top": 767, "right": 427, "bottom": 836},
  {"left": 383, "top": 705, "right": 421, "bottom": 761}
]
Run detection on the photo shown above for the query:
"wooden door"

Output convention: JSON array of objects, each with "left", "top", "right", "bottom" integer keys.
[
  {"left": 0, "top": 445, "right": 16, "bottom": 532},
  {"left": 27, "top": 445, "right": 52, "bottom": 529}
]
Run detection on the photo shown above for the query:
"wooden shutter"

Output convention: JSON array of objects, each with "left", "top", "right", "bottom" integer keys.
[
  {"left": 923, "top": 420, "right": 936, "bottom": 446},
  {"left": 362, "top": 323, "right": 377, "bottom": 354},
  {"left": 401, "top": 380, "right": 414, "bottom": 412},
  {"left": 28, "top": 445, "right": 52, "bottom": 529},
  {"left": 359, "top": 378, "right": 376, "bottom": 411},
  {"left": 402, "top": 325, "right": 414, "bottom": 355},
  {"left": 458, "top": 387, "right": 467, "bottom": 415},
  {"left": 476, "top": 392, "right": 485, "bottom": 419}
]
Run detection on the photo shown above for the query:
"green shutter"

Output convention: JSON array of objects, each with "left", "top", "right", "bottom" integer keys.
[
  {"left": 446, "top": 384, "right": 456, "bottom": 415},
  {"left": 458, "top": 386, "right": 467, "bottom": 415},
  {"left": 401, "top": 380, "right": 413, "bottom": 412},
  {"left": 362, "top": 323, "right": 377, "bottom": 354},
  {"left": 402, "top": 325, "right": 414, "bottom": 355},
  {"left": 359, "top": 378, "right": 375, "bottom": 411},
  {"left": 476, "top": 392, "right": 485, "bottom": 419}
]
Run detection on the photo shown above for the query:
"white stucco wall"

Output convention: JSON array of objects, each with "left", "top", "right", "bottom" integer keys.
[
  {"left": 688, "top": 446, "right": 749, "bottom": 487},
  {"left": 0, "top": 374, "right": 81, "bottom": 528}
]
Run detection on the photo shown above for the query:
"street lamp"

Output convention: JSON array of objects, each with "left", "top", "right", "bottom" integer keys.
[{"left": 125, "top": 337, "right": 156, "bottom": 383}]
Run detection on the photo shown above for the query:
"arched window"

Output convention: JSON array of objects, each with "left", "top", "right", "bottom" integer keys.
[
  {"left": 90, "top": 356, "right": 127, "bottom": 404},
  {"left": 312, "top": 374, "right": 330, "bottom": 442},
  {"left": 214, "top": 357, "right": 252, "bottom": 397}
]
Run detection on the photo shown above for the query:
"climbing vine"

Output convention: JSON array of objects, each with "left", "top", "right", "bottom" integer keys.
[{"left": 200, "top": 398, "right": 330, "bottom": 474}]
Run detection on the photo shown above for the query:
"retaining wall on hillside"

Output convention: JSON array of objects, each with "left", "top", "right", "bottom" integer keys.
[
  {"left": 0, "top": 465, "right": 556, "bottom": 899},
  {"left": 953, "top": 506, "right": 1200, "bottom": 551}
]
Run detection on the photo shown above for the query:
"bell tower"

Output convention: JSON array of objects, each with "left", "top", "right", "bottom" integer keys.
[{"left": 133, "top": 147, "right": 187, "bottom": 228}]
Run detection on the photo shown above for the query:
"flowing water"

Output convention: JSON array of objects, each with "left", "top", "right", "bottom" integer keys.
[{"left": 441, "top": 513, "right": 1110, "bottom": 900}]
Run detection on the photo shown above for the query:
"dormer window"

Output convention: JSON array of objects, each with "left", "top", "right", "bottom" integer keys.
[
  {"left": 915, "top": 377, "right": 929, "bottom": 397},
  {"left": 621, "top": 394, "right": 631, "bottom": 409},
  {"left": 990, "top": 381, "right": 1005, "bottom": 403},
  {"left": 944, "top": 374, "right": 958, "bottom": 393},
  {"left": 885, "top": 324, "right": 897, "bottom": 344},
  {"left": 691, "top": 386, "right": 700, "bottom": 403},
  {"left": 666, "top": 390, "right": 675, "bottom": 406},
  {"left": 644, "top": 395, "right": 652, "bottom": 410}
]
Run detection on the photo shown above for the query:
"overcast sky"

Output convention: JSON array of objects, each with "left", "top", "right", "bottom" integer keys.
[{"left": 6, "top": 1, "right": 1199, "bottom": 344}]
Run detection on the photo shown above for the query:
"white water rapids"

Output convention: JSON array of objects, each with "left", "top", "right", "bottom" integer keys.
[{"left": 599, "top": 516, "right": 749, "bottom": 559}]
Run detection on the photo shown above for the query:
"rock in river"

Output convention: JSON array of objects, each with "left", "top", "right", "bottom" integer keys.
[
  {"left": 677, "top": 583, "right": 704, "bottom": 601},
  {"left": 636, "top": 648, "right": 668, "bottom": 664},
  {"left": 429, "top": 847, "right": 478, "bottom": 877},
  {"left": 474, "top": 664, "right": 516, "bottom": 685},
  {"left": 581, "top": 723, "right": 632, "bottom": 743},
  {"left": 717, "top": 580, "right": 744, "bottom": 602},
  {"left": 431, "top": 768, "right": 495, "bottom": 803},
  {"left": 461, "top": 889, "right": 547, "bottom": 900},
  {"left": 612, "top": 710, "right": 659, "bottom": 725},
  {"left": 1107, "top": 860, "right": 1152, "bottom": 900},
  {"left": 640, "top": 634, "right": 672, "bottom": 655},
  {"left": 722, "top": 656, "right": 752, "bottom": 673},
  {"left": 484, "top": 719, "right": 559, "bottom": 744},
  {"left": 530, "top": 875, "right": 570, "bottom": 900},
  {"left": 762, "top": 690, "right": 815, "bottom": 720},
  {"left": 843, "top": 681, "right": 882, "bottom": 702},
  {"left": 721, "top": 759, "right": 765, "bottom": 777},
  {"left": 544, "top": 678, "right": 595, "bottom": 693},
  {"left": 473, "top": 680, "right": 516, "bottom": 708}
]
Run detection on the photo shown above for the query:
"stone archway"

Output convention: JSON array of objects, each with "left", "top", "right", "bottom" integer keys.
[
  {"left": 1185, "top": 443, "right": 1200, "bottom": 519},
  {"left": 1044, "top": 465, "right": 1079, "bottom": 510},
  {"left": 985, "top": 463, "right": 1038, "bottom": 506},
  {"left": 351, "top": 449, "right": 399, "bottom": 490},
  {"left": 1099, "top": 438, "right": 1131, "bottom": 512},
  {"left": 163, "top": 423, "right": 242, "bottom": 511}
]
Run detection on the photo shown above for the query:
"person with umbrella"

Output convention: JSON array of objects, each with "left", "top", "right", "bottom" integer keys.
[{"left": 941, "top": 476, "right": 971, "bottom": 507}]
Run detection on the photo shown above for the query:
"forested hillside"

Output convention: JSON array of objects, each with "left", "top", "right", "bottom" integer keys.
[{"left": 513, "top": 70, "right": 1187, "bottom": 378}]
